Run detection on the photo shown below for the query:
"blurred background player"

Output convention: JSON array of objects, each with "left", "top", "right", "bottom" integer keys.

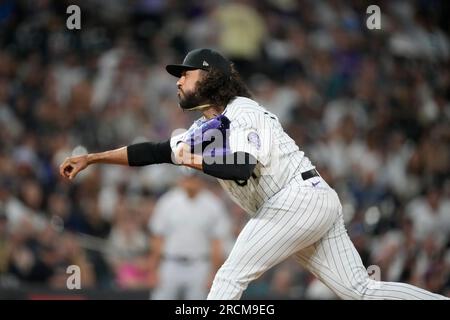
[{"left": 148, "top": 169, "right": 232, "bottom": 300}]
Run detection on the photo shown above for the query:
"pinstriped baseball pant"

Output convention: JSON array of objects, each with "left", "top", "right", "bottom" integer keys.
[{"left": 207, "top": 180, "right": 448, "bottom": 300}]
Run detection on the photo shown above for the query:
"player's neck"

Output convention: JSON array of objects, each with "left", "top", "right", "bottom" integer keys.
[{"left": 202, "top": 105, "right": 224, "bottom": 119}]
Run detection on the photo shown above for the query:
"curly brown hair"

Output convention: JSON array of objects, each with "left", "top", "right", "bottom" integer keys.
[{"left": 196, "top": 65, "right": 252, "bottom": 108}]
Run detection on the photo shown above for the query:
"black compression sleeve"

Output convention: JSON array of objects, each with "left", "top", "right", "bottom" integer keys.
[
  {"left": 127, "top": 140, "right": 173, "bottom": 166},
  {"left": 202, "top": 152, "right": 257, "bottom": 181}
]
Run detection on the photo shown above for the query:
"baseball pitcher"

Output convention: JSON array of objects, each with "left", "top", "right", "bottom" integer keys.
[{"left": 60, "top": 48, "right": 448, "bottom": 300}]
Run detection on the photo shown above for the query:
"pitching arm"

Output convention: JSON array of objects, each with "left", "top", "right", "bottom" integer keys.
[{"left": 60, "top": 140, "right": 174, "bottom": 180}]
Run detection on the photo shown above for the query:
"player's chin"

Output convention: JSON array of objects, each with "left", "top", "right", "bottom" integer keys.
[{"left": 178, "top": 98, "right": 192, "bottom": 110}]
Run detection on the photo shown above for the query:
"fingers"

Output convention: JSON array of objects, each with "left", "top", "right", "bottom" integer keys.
[
  {"left": 174, "top": 143, "right": 187, "bottom": 164},
  {"left": 59, "top": 157, "right": 78, "bottom": 180},
  {"left": 59, "top": 155, "right": 88, "bottom": 181},
  {"left": 69, "top": 165, "right": 81, "bottom": 180},
  {"left": 59, "top": 158, "right": 71, "bottom": 178}
]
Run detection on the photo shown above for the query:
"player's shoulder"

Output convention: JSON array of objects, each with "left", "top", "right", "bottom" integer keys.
[
  {"left": 224, "top": 97, "right": 270, "bottom": 128},
  {"left": 224, "top": 96, "right": 267, "bottom": 118}
]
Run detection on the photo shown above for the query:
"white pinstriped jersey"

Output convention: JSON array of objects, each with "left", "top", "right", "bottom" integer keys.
[
  {"left": 170, "top": 98, "right": 449, "bottom": 301},
  {"left": 171, "top": 96, "right": 315, "bottom": 215},
  {"left": 218, "top": 96, "right": 315, "bottom": 215}
]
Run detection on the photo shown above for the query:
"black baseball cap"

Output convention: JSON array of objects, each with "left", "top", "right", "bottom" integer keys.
[{"left": 166, "top": 48, "right": 232, "bottom": 78}]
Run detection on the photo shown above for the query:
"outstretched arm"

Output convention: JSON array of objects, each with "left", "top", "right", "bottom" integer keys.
[
  {"left": 59, "top": 146, "right": 129, "bottom": 180},
  {"left": 60, "top": 138, "right": 256, "bottom": 182},
  {"left": 60, "top": 140, "right": 173, "bottom": 180}
]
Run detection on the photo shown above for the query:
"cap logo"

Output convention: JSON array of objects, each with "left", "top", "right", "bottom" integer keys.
[{"left": 202, "top": 60, "right": 209, "bottom": 67}]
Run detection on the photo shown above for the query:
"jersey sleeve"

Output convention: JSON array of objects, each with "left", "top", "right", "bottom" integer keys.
[{"left": 228, "top": 113, "right": 272, "bottom": 166}]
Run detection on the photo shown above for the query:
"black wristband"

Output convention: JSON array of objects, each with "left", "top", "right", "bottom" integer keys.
[
  {"left": 127, "top": 140, "right": 173, "bottom": 166},
  {"left": 202, "top": 152, "right": 257, "bottom": 180}
]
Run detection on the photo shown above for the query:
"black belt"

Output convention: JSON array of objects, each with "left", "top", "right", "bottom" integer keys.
[{"left": 301, "top": 169, "right": 319, "bottom": 181}]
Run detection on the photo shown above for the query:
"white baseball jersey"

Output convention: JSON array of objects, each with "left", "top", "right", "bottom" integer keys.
[
  {"left": 171, "top": 96, "right": 316, "bottom": 215},
  {"left": 171, "top": 96, "right": 448, "bottom": 301},
  {"left": 219, "top": 97, "right": 316, "bottom": 215}
]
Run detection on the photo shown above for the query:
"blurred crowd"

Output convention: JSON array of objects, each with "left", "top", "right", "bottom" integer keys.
[{"left": 0, "top": 0, "right": 449, "bottom": 299}]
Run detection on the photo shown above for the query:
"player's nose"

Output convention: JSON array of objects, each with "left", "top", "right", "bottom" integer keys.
[{"left": 177, "top": 75, "right": 185, "bottom": 87}]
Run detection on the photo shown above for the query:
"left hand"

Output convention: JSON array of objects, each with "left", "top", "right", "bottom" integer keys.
[
  {"left": 184, "top": 114, "right": 231, "bottom": 154},
  {"left": 174, "top": 142, "right": 204, "bottom": 169},
  {"left": 174, "top": 142, "right": 190, "bottom": 165}
]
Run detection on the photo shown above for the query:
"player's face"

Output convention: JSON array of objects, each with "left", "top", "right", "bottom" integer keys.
[{"left": 176, "top": 69, "right": 206, "bottom": 109}]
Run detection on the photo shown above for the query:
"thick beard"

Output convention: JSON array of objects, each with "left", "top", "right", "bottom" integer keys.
[{"left": 178, "top": 89, "right": 207, "bottom": 110}]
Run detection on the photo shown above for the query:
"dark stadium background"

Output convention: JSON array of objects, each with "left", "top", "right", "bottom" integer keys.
[{"left": 0, "top": 0, "right": 448, "bottom": 299}]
